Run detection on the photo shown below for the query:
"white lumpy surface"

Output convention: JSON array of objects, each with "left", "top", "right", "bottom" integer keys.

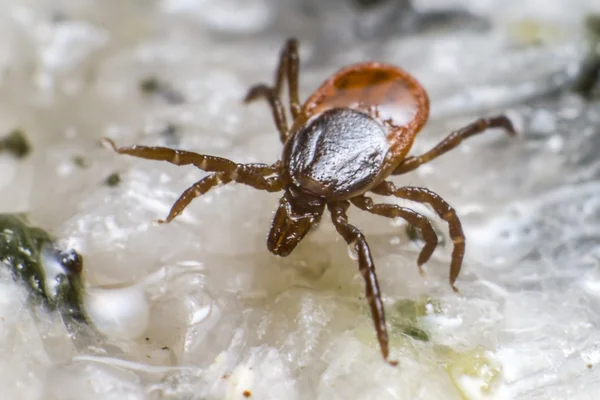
[{"left": 1, "top": 0, "right": 600, "bottom": 399}]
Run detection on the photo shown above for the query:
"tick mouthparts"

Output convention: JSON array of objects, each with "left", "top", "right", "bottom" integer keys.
[
  {"left": 267, "top": 213, "right": 302, "bottom": 257},
  {"left": 267, "top": 230, "right": 295, "bottom": 257},
  {"left": 267, "top": 191, "right": 324, "bottom": 257}
]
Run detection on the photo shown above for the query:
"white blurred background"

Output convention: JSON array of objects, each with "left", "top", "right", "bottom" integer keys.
[{"left": 1, "top": 0, "right": 600, "bottom": 399}]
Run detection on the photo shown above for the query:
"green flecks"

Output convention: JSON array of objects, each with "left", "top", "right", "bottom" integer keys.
[
  {"left": 357, "top": 296, "right": 442, "bottom": 348},
  {"left": 104, "top": 172, "right": 121, "bottom": 187},
  {"left": 72, "top": 155, "right": 89, "bottom": 168},
  {"left": 0, "top": 129, "right": 32, "bottom": 159},
  {"left": 585, "top": 14, "right": 600, "bottom": 42},
  {"left": 353, "top": 294, "right": 506, "bottom": 397},
  {"left": 398, "top": 325, "right": 430, "bottom": 342},
  {"left": 139, "top": 76, "right": 160, "bottom": 94},
  {"left": 508, "top": 19, "right": 563, "bottom": 47},
  {"left": 440, "top": 347, "right": 505, "bottom": 400},
  {"left": 393, "top": 296, "right": 443, "bottom": 319},
  {"left": 0, "top": 214, "right": 86, "bottom": 323},
  {"left": 389, "top": 297, "right": 442, "bottom": 342},
  {"left": 571, "top": 57, "right": 600, "bottom": 98},
  {"left": 572, "top": 14, "right": 600, "bottom": 98}
]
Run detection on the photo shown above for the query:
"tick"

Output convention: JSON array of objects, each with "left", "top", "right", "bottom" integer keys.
[{"left": 104, "top": 38, "right": 515, "bottom": 365}]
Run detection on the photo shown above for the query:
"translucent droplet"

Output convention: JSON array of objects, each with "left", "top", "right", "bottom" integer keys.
[
  {"left": 84, "top": 285, "right": 150, "bottom": 340},
  {"left": 347, "top": 242, "right": 359, "bottom": 261}
]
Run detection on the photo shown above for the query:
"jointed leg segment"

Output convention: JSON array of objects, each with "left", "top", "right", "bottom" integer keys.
[
  {"left": 372, "top": 182, "right": 464, "bottom": 292},
  {"left": 351, "top": 195, "right": 438, "bottom": 271},
  {"left": 283, "top": 39, "right": 301, "bottom": 118},
  {"left": 328, "top": 201, "right": 397, "bottom": 366},
  {"left": 244, "top": 85, "right": 289, "bottom": 143},
  {"left": 244, "top": 38, "right": 301, "bottom": 142},
  {"left": 393, "top": 115, "right": 516, "bottom": 175},
  {"left": 103, "top": 139, "right": 283, "bottom": 223},
  {"left": 159, "top": 173, "right": 226, "bottom": 223},
  {"left": 103, "top": 138, "right": 239, "bottom": 173}
]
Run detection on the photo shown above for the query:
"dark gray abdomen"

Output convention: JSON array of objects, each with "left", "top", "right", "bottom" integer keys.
[{"left": 283, "top": 108, "right": 390, "bottom": 198}]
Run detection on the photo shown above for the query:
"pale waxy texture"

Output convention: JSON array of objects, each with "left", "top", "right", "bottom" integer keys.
[{"left": 1, "top": 0, "right": 600, "bottom": 399}]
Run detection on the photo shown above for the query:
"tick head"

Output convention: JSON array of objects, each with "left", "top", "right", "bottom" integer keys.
[{"left": 267, "top": 186, "right": 325, "bottom": 257}]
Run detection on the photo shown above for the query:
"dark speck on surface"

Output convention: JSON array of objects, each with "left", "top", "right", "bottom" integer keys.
[
  {"left": 72, "top": 156, "right": 89, "bottom": 168},
  {"left": 0, "top": 129, "right": 32, "bottom": 159},
  {"left": 139, "top": 76, "right": 185, "bottom": 105},
  {"left": 104, "top": 173, "right": 121, "bottom": 187}
]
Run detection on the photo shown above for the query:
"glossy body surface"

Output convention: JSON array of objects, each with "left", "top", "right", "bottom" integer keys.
[
  {"left": 283, "top": 108, "right": 389, "bottom": 199},
  {"left": 105, "top": 38, "right": 515, "bottom": 365}
]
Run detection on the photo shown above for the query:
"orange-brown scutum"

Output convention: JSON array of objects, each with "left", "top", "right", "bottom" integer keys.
[{"left": 300, "top": 63, "right": 430, "bottom": 161}]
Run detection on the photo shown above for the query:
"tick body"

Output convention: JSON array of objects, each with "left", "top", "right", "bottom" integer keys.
[{"left": 104, "top": 38, "right": 515, "bottom": 365}]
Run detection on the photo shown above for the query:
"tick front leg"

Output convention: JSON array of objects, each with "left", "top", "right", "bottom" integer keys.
[
  {"left": 372, "top": 182, "right": 464, "bottom": 292},
  {"left": 104, "top": 138, "right": 284, "bottom": 223},
  {"left": 159, "top": 170, "right": 282, "bottom": 223},
  {"left": 104, "top": 138, "right": 281, "bottom": 177},
  {"left": 351, "top": 195, "right": 438, "bottom": 272},
  {"left": 159, "top": 173, "right": 228, "bottom": 223},
  {"left": 393, "top": 115, "right": 516, "bottom": 175},
  {"left": 328, "top": 201, "right": 397, "bottom": 366},
  {"left": 102, "top": 138, "right": 238, "bottom": 173}
]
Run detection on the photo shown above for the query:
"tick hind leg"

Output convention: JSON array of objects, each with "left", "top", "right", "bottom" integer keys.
[
  {"left": 372, "top": 182, "right": 464, "bottom": 292},
  {"left": 328, "top": 201, "right": 397, "bottom": 366},
  {"left": 351, "top": 195, "right": 438, "bottom": 273},
  {"left": 393, "top": 115, "right": 516, "bottom": 175},
  {"left": 103, "top": 139, "right": 283, "bottom": 222}
]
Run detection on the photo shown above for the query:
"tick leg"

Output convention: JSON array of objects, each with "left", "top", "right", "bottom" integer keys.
[
  {"left": 244, "top": 38, "right": 300, "bottom": 141},
  {"left": 159, "top": 173, "right": 228, "bottom": 223},
  {"left": 393, "top": 115, "right": 516, "bottom": 175},
  {"left": 104, "top": 139, "right": 284, "bottom": 222},
  {"left": 244, "top": 84, "right": 289, "bottom": 143},
  {"left": 282, "top": 38, "right": 301, "bottom": 119},
  {"left": 268, "top": 38, "right": 300, "bottom": 119},
  {"left": 372, "top": 182, "right": 464, "bottom": 292},
  {"left": 328, "top": 201, "right": 397, "bottom": 366},
  {"left": 233, "top": 165, "right": 283, "bottom": 192},
  {"left": 103, "top": 138, "right": 238, "bottom": 173},
  {"left": 103, "top": 138, "right": 280, "bottom": 176},
  {"left": 160, "top": 170, "right": 282, "bottom": 223},
  {"left": 240, "top": 162, "right": 282, "bottom": 176},
  {"left": 351, "top": 195, "right": 438, "bottom": 272}
]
